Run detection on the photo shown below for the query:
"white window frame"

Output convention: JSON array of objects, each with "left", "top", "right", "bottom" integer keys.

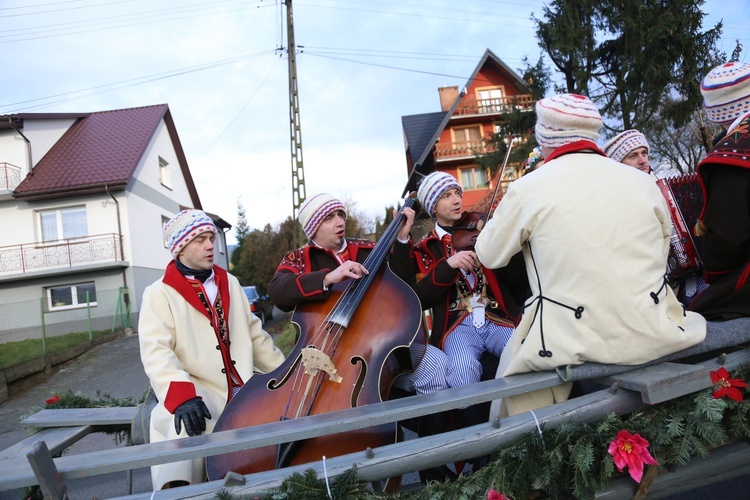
[
  {"left": 459, "top": 166, "right": 489, "bottom": 191},
  {"left": 47, "top": 282, "right": 97, "bottom": 311},
  {"left": 38, "top": 206, "right": 89, "bottom": 243},
  {"left": 161, "top": 215, "right": 171, "bottom": 248},
  {"left": 159, "top": 156, "right": 172, "bottom": 189}
]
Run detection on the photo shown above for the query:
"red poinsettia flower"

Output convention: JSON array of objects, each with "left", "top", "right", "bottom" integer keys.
[
  {"left": 710, "top": 367, "right": 748, "bottom": 402},
  {"left": 45, "top": 394, "right": 60, "bottom": 405},
  {"left": 608, "top": 429, "right": 658, "bottom": 483},
  {"left": 487, "top": 490, "right": 506, "bottom": 500}
]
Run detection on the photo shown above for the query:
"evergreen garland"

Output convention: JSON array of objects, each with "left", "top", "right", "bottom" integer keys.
[{"left": 223, "top": 364, "right": 750, "bottom": 499}]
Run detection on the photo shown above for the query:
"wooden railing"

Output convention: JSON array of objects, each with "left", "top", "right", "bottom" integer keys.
[
  {"left": 0, "top": 233, "right": 122, "bottom": 275},
  {"left": 5, "top": 340, "right": 750, "bottom": 498},
  {"left": 453, "top": 94, "right": 534, "bottom": 117},
  {"left": 435, "top": 140, "right": 497, "bottom": 160},
  {"left": 0, "top": 162, "right": 22, "bottom": 192}
]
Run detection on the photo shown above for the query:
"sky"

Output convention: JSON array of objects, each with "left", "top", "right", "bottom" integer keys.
[{"left": 1, "top": 0, "right": 749, "bottom": 245}]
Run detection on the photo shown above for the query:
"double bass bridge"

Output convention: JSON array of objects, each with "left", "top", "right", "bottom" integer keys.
[{"left": 300, "top": 347, "right": 343, "bottom": 383}]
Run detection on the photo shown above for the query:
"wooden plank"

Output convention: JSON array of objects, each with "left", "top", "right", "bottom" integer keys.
[
  {"left": 0, "top": 426, "right": 94, "bottom": 462},
  {"left": 111, "top": 386, "right": 648, "bottom": 499},
  {"left": 0, "top": 369, "right": 566, "bottom": 491},
  {"left": 4, "top": 348, "right": 749, "bottom": 495},
  {"left": 26, "top": 441, "right": 67, "bottom": 500},
  {"left": 602, "top": 362, "right": 711, "bottom": 404},
  {"left": 21, "top": 407, "right": 138, "bottom": 428}
]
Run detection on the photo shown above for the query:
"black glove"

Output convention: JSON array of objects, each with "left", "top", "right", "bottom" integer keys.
[{"left": 173, "top": 397, "right": 212, "bottom": 436}]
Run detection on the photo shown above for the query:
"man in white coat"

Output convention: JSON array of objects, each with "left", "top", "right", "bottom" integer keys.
[
  {"left": 475, "top": 94, "right": 706, "bottom": 418},
  {"left": 138, "top": 209, "right": 285, "bottom": 490}
]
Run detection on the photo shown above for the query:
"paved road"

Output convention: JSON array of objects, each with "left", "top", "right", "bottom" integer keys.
[
  {"left": 0, "top": 308, "right": 287, "bottom": 499},
  {"left": 0, "top": 333, "right": 152, "bottom": 499}
]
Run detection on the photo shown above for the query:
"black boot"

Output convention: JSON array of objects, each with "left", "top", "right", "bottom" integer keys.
[{"left": 417, "top": 411, "right": 458, "bottom": 484}]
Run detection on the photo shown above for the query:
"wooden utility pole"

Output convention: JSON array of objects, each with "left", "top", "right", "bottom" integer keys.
[{"left": 285, "top": 0, "right": 306, "bottom": 246}]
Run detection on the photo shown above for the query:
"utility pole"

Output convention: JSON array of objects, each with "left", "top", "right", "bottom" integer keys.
[{"left": 285, "top": 0, "right": 306, "bottom": 246}]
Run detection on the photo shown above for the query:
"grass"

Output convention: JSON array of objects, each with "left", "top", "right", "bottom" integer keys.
[
  {"left": 0, "top": 330, "right": 113, "bottom": 369},
  {"left": 266, "top": 316, "right": 298, "bottom": 357}
]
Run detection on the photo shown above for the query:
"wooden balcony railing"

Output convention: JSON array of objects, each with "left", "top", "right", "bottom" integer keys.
[
  {"left": 435, "top": 140, "right": 498, "bottom": 160},
  {"left": 0, "top": 233, "right": 123, "bottom": 275},
  {"left": 0, "top": 163, "right": 22, "bottom": 192},
  {"left": 453, "top": 94, "right": 534, "bottom": 117}
]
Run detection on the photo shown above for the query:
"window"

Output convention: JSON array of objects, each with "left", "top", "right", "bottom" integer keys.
[
  {"left": 452, "top": 126, "right": 482, "bottom": 143},
  {"left": 477, "top": 87, "right": 505, "bottom": 113},
  {"left": 460, "top": 166, "right": 489, "bottom": 190},
  {"left": 47, "top": 282, "right": 97, "bottom": 310},
  {"left": 159, "top": 157, "right": 172, "bottom": 189},
  {"left": 161, "top": 215, "right": 171, "bottom": 248},
  {"left": 39, "top": 206, "right": 88, "bottom": 242}
]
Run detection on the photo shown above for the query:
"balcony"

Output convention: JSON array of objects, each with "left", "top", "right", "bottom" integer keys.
[
  {"left": 0, "top": 163, "right": 22, "bottom": 192},
  {"left": 0, "top": 233, "right": 123, "bottom": 276},
  {"left": 453, "top": 94, "right": 534, "bottom": 117},
  {"left": 435, "top": 140, "right": 497, "bottom": 160}
]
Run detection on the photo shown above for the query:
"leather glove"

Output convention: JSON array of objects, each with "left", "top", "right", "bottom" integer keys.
[{"left": 173, "top": 397, "right": 212, "bottom": 436}]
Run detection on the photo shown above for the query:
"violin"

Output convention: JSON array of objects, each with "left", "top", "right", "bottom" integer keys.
[
  {"left": 450, "top": 137, "right": 516, "bottom": 252},
  {"left": 451, "top": 211, "right": 486, "bottom": 252}
]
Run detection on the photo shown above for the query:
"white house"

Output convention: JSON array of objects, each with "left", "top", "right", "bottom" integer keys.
[{"left": 0, "top": 104, "right": 231, "bottom": 339}]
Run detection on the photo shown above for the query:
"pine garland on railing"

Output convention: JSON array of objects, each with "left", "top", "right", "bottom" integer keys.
[{"left": 227, "top": 364, "right": 750, "bottom": 500}]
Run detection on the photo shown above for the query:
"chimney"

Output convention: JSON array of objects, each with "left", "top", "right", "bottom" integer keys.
[{"left": 438, "top": 86, "right": 460, "bottom": 112}]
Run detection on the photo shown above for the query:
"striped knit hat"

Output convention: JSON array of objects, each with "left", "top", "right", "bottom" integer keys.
[
  {"left": 701, "top": 61, "right": 750, "bottom": 125},
  {"left": 163, "top": 209, "right": 217, "bottom": 258},
  {"left": 298, "top": 193, "right": 346, "bottom": 239},
  {"left": 603, "top": 129, "right": 650, "bottom": 163},
  {"left": 535, "top": 93, "right": 602, "bottom": 148},
  {"left": 417, "top": 172, "right": 462, "bottom": 218}
]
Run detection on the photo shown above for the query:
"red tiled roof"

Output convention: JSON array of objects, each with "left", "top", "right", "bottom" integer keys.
[{"left": 14, "top": 104, "right": 169, "bottom": 199}]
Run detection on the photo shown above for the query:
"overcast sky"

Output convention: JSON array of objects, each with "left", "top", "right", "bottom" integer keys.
[{"left": 2, "top": 0, "right": 748, "bottom": 244}]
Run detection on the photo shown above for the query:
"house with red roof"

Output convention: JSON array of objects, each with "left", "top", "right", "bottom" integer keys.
[
  {"left": 401, "top": 49, "right": 535, "bottom": 213},
  {"left": 0, "top": 104, "right": 230, "bottom": 336}
]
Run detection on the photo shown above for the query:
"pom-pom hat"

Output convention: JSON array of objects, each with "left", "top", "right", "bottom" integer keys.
[
  {"left": 417, "top": 172, "right": 462, "bottom": 218},
  {"left": 535, "top": 93, "right": 603, "bottom": 148},
  {"left": 701, "top": 61, "right": 750, "bottom": 125},
  {"left": 163, "top": 209, "right": 217, "bottom": 258},
  {"left": 298, "top": 193, "right": 346, "bottom": 239},
  {"left": 603, "top": 130, "right": 650, "bottom": 163}
]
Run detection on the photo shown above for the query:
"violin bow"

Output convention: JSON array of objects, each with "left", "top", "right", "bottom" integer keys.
[{"left": 487, "top": 136, "right": 516, "bottom": 216}]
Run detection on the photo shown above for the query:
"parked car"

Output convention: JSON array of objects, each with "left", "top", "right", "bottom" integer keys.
[{"left": 242, "top": 286, "right": 274, "bottom": 324}]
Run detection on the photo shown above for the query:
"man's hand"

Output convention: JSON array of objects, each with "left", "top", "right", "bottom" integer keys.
[
  {"left": 396, "top": 206, "right": 416, "bottom": 241},
  {"left": 174, "top": 397, "right": 212, "bottom": 436},
  {"left": 447, "top": 250, "right": 478, "bottom": 272},
  {"left": 324, "top": 261, "right": 369, "bottom": 287}
]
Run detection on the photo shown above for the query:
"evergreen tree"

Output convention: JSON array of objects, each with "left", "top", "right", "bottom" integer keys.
[
  {"left": 230, "top": 198, "right": 250, "bottom": 270},
  {"left": 535, "top": 0, "right": 724, "bottom": 133}
]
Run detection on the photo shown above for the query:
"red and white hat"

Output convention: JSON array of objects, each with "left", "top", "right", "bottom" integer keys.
[
  {"left": 603, "top": 130, "right": 649, "bottom": 163},
  {"left": 701, "top": 61, "right": 750, "bottom": 125},
  {"left": 163, "top": 209, "right": 217, "bottom": 258},
  {"left": 417, "top": 172, "right": 462, "bottom": 218},
  {"left": 298, "top": 193, "right": 346, "bottom": 239},
  {"left": 535, "top": 94, "right": 602, "bottom": 148}
]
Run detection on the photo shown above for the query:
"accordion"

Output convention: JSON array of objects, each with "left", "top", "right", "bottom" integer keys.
[{"left": 655, "top": 175, "right": 703, "bottom": 284}]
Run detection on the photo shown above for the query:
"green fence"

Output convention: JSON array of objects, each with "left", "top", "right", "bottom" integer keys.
[{"left": 0, "top": 287, "right": 132, "bottom": 369}]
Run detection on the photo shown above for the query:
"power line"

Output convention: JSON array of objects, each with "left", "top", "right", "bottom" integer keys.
[{"left": 0, "top": 50, "right": 276, "bottom": 112}]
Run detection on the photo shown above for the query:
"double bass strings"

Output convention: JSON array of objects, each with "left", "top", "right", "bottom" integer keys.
[{"left": 279, "top": 197, "right": 416, "bottom": 421}]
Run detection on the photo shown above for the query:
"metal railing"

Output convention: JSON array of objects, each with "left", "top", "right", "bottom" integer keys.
[
  {"left": 0, "top": 162, "right": 22, "bottom": 192},
  {"left": 0, "top": 233, "right": 122, "bottom": 275}
]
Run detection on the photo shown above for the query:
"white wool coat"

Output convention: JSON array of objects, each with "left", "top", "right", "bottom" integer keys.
[
  {"left": 476, "top": 150, "right": 706, "bottom": 416},
  {"left": 138, "top": 268, "right": 285, "bottom": 489}
]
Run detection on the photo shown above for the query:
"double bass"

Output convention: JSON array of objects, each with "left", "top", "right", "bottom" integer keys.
[{"left": 205, "top": 197, "right": 425, "bottom": 483}]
